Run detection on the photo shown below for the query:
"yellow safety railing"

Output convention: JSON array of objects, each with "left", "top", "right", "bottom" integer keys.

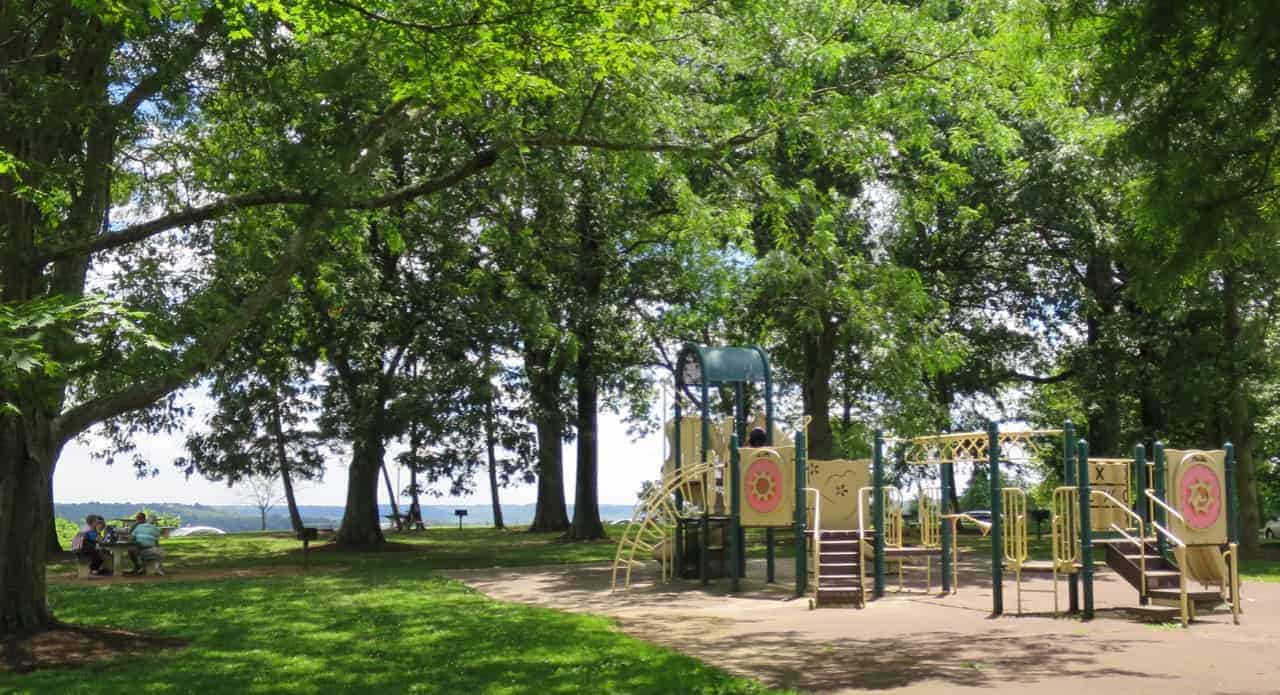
[
  {"left": 1089, "top": 490, "right": 1147, "bottom": 602},
  {"left": 858, "top": 485, "right": 941, "bottom": 593},
  {"left": 1050, "top": 487, "right": 1079, "bottom": 614},
  {"left": 1145, "top": 490, "right": 1191, "bottom": 627},
  {"left": 919, "top": 487, "right": 941, "bottom": 549},
  {"left": 804, "top": 487, "right": 821, "bottom": 599},
  {"left": 1222, "top": 543, "right": 1242, "bottom": 625},
  {"left": 1002, "top": 488, "right": 1030, "bottom": 614}
]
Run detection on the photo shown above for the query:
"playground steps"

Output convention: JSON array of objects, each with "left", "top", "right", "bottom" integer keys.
[
  {"left": 810, "top": 530, "right": 865, "bottom": 609},
  {"left": 1104, "top": 540, "right": 1182, "bottom": 593},
  {"left": 1105, "top": 538, "right": 1232, "bottom": 620},
  {"left": 1122, "top": 604, "right": 1185, "bottom": 622}
]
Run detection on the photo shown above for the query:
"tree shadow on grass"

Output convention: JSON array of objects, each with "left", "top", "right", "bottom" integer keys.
[{"left": 5, "top": 568, "right": 774, "bottom": 695}]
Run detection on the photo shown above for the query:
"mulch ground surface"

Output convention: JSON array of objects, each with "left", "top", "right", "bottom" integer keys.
[{"left": 2, "top": 624, "right": 187, "bottom": 674}]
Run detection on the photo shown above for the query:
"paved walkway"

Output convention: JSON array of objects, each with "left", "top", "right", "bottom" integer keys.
[{"left": 445, "top": 555, "right": 1279, "bottom": 694}]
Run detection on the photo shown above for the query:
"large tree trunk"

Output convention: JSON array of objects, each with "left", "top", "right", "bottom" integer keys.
[
  {"left": 568, "top": 188, "right": 604, "bottom": 541},
  {"left": 337, "top": 434, "right": 388, "bottom": 546},
  {"left": 271, "top": 400, "right": 306, "bottom": 534},
  {"left": 526, "top": 349, "right": 569, "bottom": 532},
  {"left": 801, "top": 314, "right": 838, "bottom": 460},
  {"left": 1222, "top": 270, "right": 1261, "bottom": 556},
  {"left": 569, "top": 352, "right": 605, "bottom": 540},
  {"left": 0, "top": 418, "right": 57, "bottom": 635},
  {"left": 1083, "top": 249, "right": 1122, "bottom": 455}
]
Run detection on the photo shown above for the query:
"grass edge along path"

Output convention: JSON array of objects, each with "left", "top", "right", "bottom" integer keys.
[{"left": 4, "top": 566, "right": 791, "bottom": 694}]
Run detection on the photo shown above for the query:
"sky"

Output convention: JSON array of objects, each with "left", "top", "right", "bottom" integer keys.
[{"left": 53, "top": 387, "right": 665, "bottom": 508}]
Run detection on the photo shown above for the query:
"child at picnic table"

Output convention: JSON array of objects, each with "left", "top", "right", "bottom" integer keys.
[
  {"left": 126, "top": 513, "right": 165, "bottom": 576},
  {"left": 70, "top": 515, "right": 111, "bottom": 576}
]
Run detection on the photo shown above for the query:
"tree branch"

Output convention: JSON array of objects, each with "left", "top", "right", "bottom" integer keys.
[
  {"left": 114, "top": 9, "right": 221, "bottom": 119},
  {"left": 38, "top": 129, "right": 762, "bottom": 265},
  {"left": 52, "top": 222, "right": 313, "bottom": 444},
  {"left": 1001, "top": 369, "right": 1074, "bottom": 385}
]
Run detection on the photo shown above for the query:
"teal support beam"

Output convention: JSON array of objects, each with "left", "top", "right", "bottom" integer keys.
[
  {"left": 1077, "top": 439, "right": 1095, "bottom": 620},
  {"left": 1225, "top": 441, "right": 1238, "bottom": 545},
  {"left": 1154, "top": 441, "right": 1167, "bottom": 560},
  {"left": 1135, "top": 443, "right": 1148, "bottom": 606},
  {"left": 940, "top": 460, "right": 953, "bottom": 593},
  {"left": 872, "top": 430, "right": 886, "bottom": 599},
  {"left": 699, "top": 517, "right": 709, "bottom": 585},
  {"left": 794, "top": 430, "right": 808, "bottom": 596},
  {"left": 1064, "top": 420, "right": 1078, "bottom": 613},
  {"left": 988, "top": 421, "right": 1003, "bottom": 617},
  {"left": 729, "top": 433, "right": 741, "bottom": 593},
  {"left": 673, "top": 400, "right": 683, "bottom": 567}
]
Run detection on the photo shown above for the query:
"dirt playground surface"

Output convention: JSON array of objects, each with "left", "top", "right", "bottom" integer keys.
[{"left": 445, "top": 555, "right": 1280, "bottom": 695}]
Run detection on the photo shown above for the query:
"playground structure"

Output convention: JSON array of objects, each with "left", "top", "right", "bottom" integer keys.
[{"left": 612, "top": 344, "right": 1244, "bottom": 625}]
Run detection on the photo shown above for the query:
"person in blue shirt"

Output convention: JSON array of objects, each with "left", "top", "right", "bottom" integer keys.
[
  {"left": 126, "top": 513, "right": 165, "bottom": 576},
  {"left": 71, "top": 515, "right": 110, "bottom": 576}
]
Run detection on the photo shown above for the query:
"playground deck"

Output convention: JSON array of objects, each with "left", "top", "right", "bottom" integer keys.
[{"left": 446, "top": 556, "right": 1277, "bottom": 694}]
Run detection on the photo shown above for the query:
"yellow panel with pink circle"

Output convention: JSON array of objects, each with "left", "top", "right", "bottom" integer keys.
[
  {"left": 737, "top": 447, "right": 795, "bottom": 527},
  {"left": 1163, "top": 449, "right": 1227, "bottom": 546}
]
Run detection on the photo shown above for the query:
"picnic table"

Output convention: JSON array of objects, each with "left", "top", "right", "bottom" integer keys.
[{"left": 100, "top": 541, "right": 137, "bottom": 575}]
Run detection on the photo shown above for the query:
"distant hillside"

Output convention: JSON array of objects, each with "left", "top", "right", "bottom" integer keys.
[{"left": 54, "top": 502, "right": 636, "bottom": 533}]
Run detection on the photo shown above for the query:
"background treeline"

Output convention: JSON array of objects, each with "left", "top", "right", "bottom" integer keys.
[{"left": 53, "top": 503, "right": 635, "bottom": 533}]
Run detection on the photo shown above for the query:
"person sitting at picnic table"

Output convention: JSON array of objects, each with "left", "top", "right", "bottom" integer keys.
[
  {"left": 126, "top": 513, "right": 165, "bottom": 576},
  {"left": 71, "top": 515, "right": 111, "bottom": 576}
]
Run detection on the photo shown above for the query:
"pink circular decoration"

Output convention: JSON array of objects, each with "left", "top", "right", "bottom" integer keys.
[
  {"left": 1179, "top": 462, "right": 1221, "bottom": 530},
  {"left": 745, "top": 456, "right": 783, "bottom": 514}
]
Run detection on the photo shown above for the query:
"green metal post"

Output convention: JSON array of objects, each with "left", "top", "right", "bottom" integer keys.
[
  {"left": 766, "top": 528, "right": 775, "bottom": 583},
  {"left": 794, "top": 429, "right": 808, "bottom": 596},
  {"left": 940, "top": 461, "right": 953, "bottom": 593},
  {"left": 1064, "top": 420, "right": 1078, "bottom": 613},
  {"left": 1225, "top": 441, "right": 1238, "bottom": 545},
  {"left": 701, "top": 380, "right": 711, "bottom": 585},
  {"left": 1077, "top": 439, "right": 1094, "bottom": 620},
  {"left": 730, "top": 433, "right": 741, "bottom": 593},
  {"left": 1135, "top": 443, "right": 1148, "bottom": 605},
  {"left": 988, "top": 421, "right": 1003, "bottom": 617},
  {"left": 674, "top": 399, "right": 683, "bottom": 570},
  {"left": 1154, "top": 441, "right": 1167, "bottom": 560},
  {"left": 699, "top": 517, "right": 709, "bottom": 585},
  {"left": 873, "top": 430, "right": 886, "bottom": 599}
]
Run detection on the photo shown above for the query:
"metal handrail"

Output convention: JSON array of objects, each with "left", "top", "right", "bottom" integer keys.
[
  {"left": 804, "top": 487, "right": 821, "bottom": 596},
  {"left": 1145, "top": 489, "right": 1187, "bottom": 524},
  {"left": 1109, "top": 523, "right": 1148, "bottom": 600},
  {"left": 1150, "top": 520, "right": 1186, "bottom": 548},
  {"left": 1090, "top": 489, "right": 1145, "bottom": 535}
]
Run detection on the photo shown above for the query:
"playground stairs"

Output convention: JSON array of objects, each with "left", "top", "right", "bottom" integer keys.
[
  {"left": 809, "top": 529, "right": 865, "bottom": 608},
  {"left": 1101, "top": 538, "right": 1228, "bottom": 620}
]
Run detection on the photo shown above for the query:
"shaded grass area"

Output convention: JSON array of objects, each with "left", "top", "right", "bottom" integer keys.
[{"left": 19, "top": 530, "right": 790, "bottom": 694}]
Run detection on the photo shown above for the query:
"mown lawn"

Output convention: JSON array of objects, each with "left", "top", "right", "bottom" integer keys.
[{"left": 9, "top": 528, "right": 790, "bottom": 695}]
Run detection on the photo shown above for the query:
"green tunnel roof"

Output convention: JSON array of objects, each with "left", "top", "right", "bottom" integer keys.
[{"left": 676, "top": 344, "right": 771, "bottom": 386}]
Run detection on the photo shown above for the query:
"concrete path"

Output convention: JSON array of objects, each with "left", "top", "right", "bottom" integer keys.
[{"left": 445, "top": 555, "right": 1279, "bottom": 694}]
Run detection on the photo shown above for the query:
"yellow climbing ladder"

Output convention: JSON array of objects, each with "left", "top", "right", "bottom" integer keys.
[{"left": 611, "top": 458, "right": 723, "bottom": 592}]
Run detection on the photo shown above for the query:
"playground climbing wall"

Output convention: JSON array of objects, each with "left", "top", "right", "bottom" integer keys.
[
  {"left": 738, "top": 447, "right": 795, "bottom": 527},
  {"left": 804, "top": 458, "right": 870, "bottom": 530}
]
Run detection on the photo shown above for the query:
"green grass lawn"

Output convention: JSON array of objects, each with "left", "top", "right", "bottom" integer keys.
[{"left": 9, "top": 528, "right": 791, "bottom": 695}]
